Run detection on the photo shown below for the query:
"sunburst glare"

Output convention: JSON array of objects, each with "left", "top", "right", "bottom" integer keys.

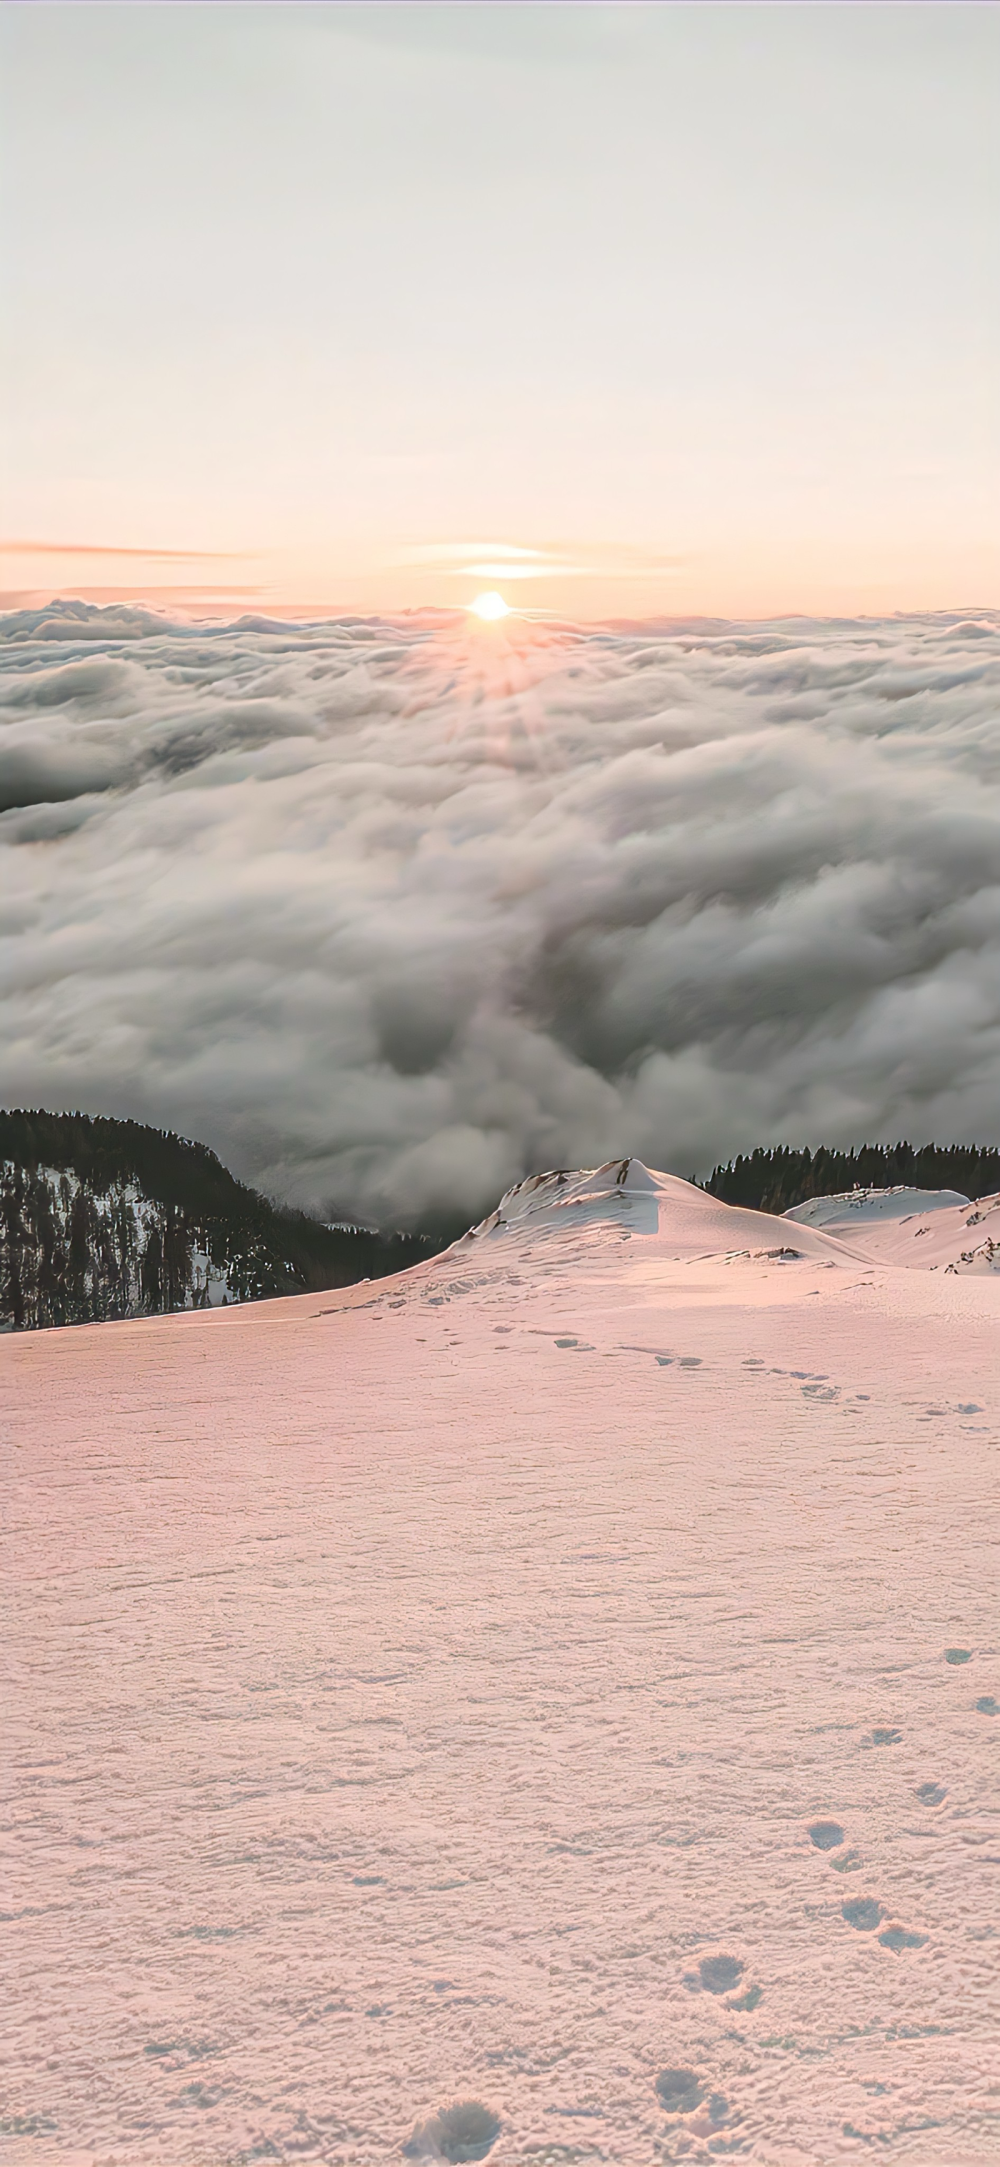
[{"left": 470, "top": 591, "right": 510, "bottom": 621}]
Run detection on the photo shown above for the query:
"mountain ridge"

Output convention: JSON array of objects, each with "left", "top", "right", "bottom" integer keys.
[
  {"left": 7, "top": 1112, "right": 1000, "bottom": 1331},
  {"left": 0, "top": 1108, "right": 436, "bottom": 1330}
]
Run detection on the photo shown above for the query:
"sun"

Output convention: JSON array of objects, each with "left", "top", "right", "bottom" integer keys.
[{"left": 470, "top": 591, "right": 510, "bottom": 621}]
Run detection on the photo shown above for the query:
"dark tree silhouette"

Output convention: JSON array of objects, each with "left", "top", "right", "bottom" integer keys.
[
  {"left": 704, "top": 1141, "right": 1000, "bottom": 1215},
  {"left": 0, "top": 1109, "right": 437, "bottom": 1331}
]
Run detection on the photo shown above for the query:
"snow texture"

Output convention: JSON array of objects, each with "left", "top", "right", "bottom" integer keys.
[
  {"left": 3, "top": 1161, "right": 998, "bottom": 2166},
  {"left": 3, "top": 603, "right": 1000, "bottom": 1228},
  {"left": 784, "top": 1187, "right": 1000, "bottom": 1275}
]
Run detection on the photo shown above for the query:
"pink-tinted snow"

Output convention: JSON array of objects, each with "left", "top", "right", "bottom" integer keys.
[
  {"left": 3, "top": 1165, "right": 998, "bottom": 2167},
  {"left": 784, "top": 1187, "right": 1000, "bottom": 1277}
]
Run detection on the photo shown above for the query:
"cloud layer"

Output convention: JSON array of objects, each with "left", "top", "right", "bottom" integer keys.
[{"left": 2, "top": 599, "right": 999, "bottom": 1230}]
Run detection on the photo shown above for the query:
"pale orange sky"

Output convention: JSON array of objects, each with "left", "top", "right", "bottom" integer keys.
[{"left": 3, "top": 4, "right": 998, "bottom": 620}]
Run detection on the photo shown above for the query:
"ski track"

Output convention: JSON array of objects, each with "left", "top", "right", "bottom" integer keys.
[{"left": 2, "top": 1169, "right": 999, "bottom": 2167}]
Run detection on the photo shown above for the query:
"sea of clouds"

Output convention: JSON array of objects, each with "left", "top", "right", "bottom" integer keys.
[{"left": 2, "top": 599, "right": 999, "bottom": 1230}]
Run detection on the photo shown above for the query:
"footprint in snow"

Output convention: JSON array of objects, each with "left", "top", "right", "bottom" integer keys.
[
  {"left": 840, "top": 1900, "right": 924, "bottom": 1949},
  {"left": 944, "top": 1647, "right": 973, "bottom": 1664},
  {"left": 808, "top": 1820, "right": 845, "bottom": 1851},
  {"left": 655, "top": 2072, "right": 734, "bottom": 2148},
  {"left": 655, "top": 2069, "right": 704, "bottom": 2113},
  {"left": 915, "top": 1781, "right": 947, "bottom": 1806},
  {"left": 878, "top": 1924, "right": 928, "bottom": 1952},
  {"left": 975, "top": 1695, "right": 998, "bottom": 1715},
  {"left": 403, "top": 2102, "right": 501, "bottom": 2162},
  {"left": 698, "top": 1953, "right": 744, "bottom": 1994},
  {"left": 842, "top": 1897, "right": 883, "bottom": 1932},
  {"left": 808, "top": 1820, "right": 861, "bottom": 1871},
  {"left": 682, "top": 1954, "right": 759, "bottom": 2007},
  {"left": 862, "top": 1727, "right": 902, "bottom": 1748}
]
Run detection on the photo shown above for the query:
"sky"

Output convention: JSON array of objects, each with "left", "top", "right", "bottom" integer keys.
[
  {"left": 2, "top": 2, "right": 998, "bottom": 620},
  {"left": 3, "top": 601, "right": 999, "bottom": 1230}
]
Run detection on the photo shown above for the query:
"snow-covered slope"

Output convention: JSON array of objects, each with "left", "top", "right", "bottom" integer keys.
[
  {"left": 4, "top": 1163, "right": 998, "bottom": 2167},
  {"left": 784, "top": 1184, "right": 1000, "bottom": 1274},
  {"left": 463, "top": 1156, "right": 858, "bottom": 1260}
]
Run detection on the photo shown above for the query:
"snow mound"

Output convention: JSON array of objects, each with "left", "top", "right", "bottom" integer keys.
[
  {"left": 453, "top": 1162, "right": 1000, "bottom": 1279},
  {"left": 785, "top": 1186, "right": 1000, "bottom": 1272},
  {"left": 452, "top": 1157, "right": 870, "bottom": 1277},
  {"left": 785, "top": 1185, "right": 971, "bottom": 1226},
  {"left": 461, "top": 1156, "right": 662, "bottom": 1239}
]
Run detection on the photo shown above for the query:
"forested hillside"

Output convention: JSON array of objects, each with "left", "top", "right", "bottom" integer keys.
[
  {"left": 0, "top": 1110, "right": 436, "bottom": 1330},
  {"left": 705, "top": 1142, "right": 1000, "bottom": 1215}
]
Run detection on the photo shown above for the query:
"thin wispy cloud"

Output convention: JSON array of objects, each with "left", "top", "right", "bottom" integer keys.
[
  {"left": 0, "top": 542, "right": 255, "bottom": 561},
  {"left": 0, "top": 588, "right": 269, "bottom": 613},
  {"left": 405, "top": 541, "right": 685, "bottom": 584},
  {"left": 411, "top": 544, "right": 549, "bottom": 563}
]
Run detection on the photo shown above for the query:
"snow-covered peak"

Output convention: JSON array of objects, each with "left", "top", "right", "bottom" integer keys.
[
  {"left": 450, "top": 1163, "right": 1000, "bottom": 1277},
  {"left": 465, "top": 1157, "right": 662, "bottom": 1240},
  {"left": 451, "top": 1158, "right": 869, "bottom": 1276}
]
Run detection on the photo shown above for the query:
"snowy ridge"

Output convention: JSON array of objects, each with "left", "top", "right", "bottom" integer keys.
[
  {"left": 453, "top": 1158, "right": 893, "bottom": 1276},
  {"left": 455, "top": 1159, "right": 1000, "bottom": 1279},
  {"left": 785, "top": 1184, "right": 1000, "bottom": 1274},
  {"left": 460, "top": 1156, "right": 663, "bottom": 1240},
  {"left": 784, "top": 1185, "right": 972, "bottom": 1226}
]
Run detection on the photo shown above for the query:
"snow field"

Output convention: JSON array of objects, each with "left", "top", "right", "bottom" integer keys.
[{"left": 3, "top": 1169, "right": 998, "bottom": 2165}]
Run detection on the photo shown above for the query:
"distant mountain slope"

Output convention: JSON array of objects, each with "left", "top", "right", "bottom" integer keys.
[
  {"left": 0, "top": 1109, "right": 436, "bottom": 1330},
  {"left": 704, "top": 1141, "right": 1000, "bottom": 1215},
  {"left": 783, "top": 1182, "right": 1000, "bottom": 1274}
]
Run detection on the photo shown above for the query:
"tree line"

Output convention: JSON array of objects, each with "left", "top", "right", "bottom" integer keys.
[
  {"left": 0, "top": 1109, "right": 434, "bottom": 1331},
  {"left": 703, "top": 1141, "right": 1000, "bottom": 1216}
]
